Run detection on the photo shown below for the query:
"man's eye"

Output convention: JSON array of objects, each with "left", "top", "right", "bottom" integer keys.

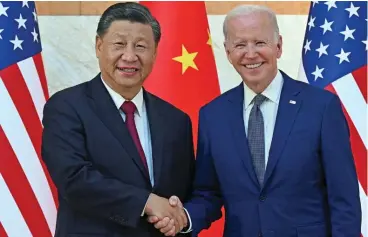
[{"left": 236, "top": 44, "right": 246, "bottom": 48}]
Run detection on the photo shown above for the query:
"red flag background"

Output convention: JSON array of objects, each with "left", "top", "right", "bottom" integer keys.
[{"left": 141, "top": 1, "right": 223, "bottom": 236}]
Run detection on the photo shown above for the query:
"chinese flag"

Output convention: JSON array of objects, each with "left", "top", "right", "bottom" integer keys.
[{"left": 141, "top": 1, "right": 223, "bottom": 236}]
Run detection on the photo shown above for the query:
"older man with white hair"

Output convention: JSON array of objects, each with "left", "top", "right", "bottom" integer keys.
[{"left": 148, "top": 4, "right": 361, "bottom": 237}]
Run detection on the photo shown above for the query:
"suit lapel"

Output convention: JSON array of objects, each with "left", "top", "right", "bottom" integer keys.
[
  {"left": 227, "top": 83, "right": 260, "bottom": 187},
  {"left": 86, "top": 76, "right": 150, "bottom": 182},
  {"left": 263, "top": 73, "right": 303, "bottom": 186},
  {"left": 144, "top": 91, "right": 166, "bottom": 188}
]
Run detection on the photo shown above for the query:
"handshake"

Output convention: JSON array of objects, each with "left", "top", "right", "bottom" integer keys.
[{"left": 144, "top": 193, "right": 188, "bottom": 236}]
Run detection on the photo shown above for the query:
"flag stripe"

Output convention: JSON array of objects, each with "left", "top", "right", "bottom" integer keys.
[
  {"left": 325, "top": 84, "right": 367, "bottom": 193},
  {"left": 0, "top": 77, "right": 57, "bottom": 234},
  {"left": 352, "top": 66, "right": 367, "bottom": 103},
  {"left": 33, "top": 53, "right": 49, "bottom": 100},
  {"left": 0, "top": 173, "right": 32, "bottom": 237},
  {"left": 27, "top": 54, "right": 58, "bottom": 207},
  {"left": 18, "top": 57, "right": 46, "bottom": 124},
  {"left": 332, "top": 73, "right": 367, "bottom": 149},
  {"left": 0, "top": 221, "right": 8, "bottom": 237},
  {"left": 0, "top": 127, "right": 51, "bottom": 237}
]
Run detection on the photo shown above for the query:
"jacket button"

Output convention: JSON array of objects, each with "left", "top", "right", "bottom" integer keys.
[{"left": 259, "top": 195, "right": 266, "bottom": 201}]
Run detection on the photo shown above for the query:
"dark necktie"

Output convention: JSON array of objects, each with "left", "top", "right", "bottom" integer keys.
[
  {"left": 120, "top": 101, "right": 149, "bottom": 174},
  {"left": 248, "top": 94, "right": 267, "bottom": 186}
]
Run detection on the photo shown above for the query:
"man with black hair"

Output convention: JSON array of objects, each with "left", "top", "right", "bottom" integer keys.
[{"left": 41, "top": 2, "right": 194, "bottom": 237}]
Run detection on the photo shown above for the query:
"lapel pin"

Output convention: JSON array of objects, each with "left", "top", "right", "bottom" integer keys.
[{"left": 289, "top": 100, "right": 296, "bottom": 104}]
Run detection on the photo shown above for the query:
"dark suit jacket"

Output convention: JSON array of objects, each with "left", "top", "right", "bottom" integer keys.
[
  {"left": 41, "top": 74, "right": 195, "bottom": 237},
  {"left": 185, "top": 71, "right": 361, "bottom": 237}
]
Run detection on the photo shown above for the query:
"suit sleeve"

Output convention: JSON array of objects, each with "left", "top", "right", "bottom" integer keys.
[
  {"left": 184, "top": 108, "right": 223, "bottom": 236},
  {"left": 321, "top": 94, "right": 361, "bottom": 236},
  {"left": 184, "top": 114, "right": 196, "bottom": 201},
  {"left": 41, "top": 95, "right": 150, "bottom": 228}
]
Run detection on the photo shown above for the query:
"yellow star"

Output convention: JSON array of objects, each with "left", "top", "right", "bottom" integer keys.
[
  {"left": 207, "top": 29, "right": 212, "bottom": 47},
  {"left": 172, "top": 45, "right": 198, "bottom": 74}
]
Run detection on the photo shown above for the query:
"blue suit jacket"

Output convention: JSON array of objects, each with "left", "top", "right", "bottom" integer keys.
[
  {"left": 185, "top": 71, "right": 361, "bottom": 237},
  {"left": 41, "top": 75, "right": 195, "bottom": 237}
]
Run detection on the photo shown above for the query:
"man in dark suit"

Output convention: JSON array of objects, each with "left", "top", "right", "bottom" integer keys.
[
  {"left": 41, "top": 2, "right": 193, "bottom": 237},
  {"left": 151, "top": 4, "right": 361, "bottom": 237}
]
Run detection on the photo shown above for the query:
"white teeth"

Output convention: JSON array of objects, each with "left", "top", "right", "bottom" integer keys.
[
  {"left": 118, "top": 68, "right": 136, "bottom": 72},
  {"left": 245, "top": 63, "right": 262, "bottom": 69}
]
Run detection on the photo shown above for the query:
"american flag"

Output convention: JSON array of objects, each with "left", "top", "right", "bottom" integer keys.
[
  {"left": 0, "top": 1, "right": 57, "bottom": 237},
  {"left": 298, "top": 1, "right": 367, "bottom": 236}
]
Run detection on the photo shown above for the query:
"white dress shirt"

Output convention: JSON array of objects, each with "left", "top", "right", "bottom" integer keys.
[
  {"left": 243, "top": 70, "right": 284, "bottom": 166},
  {"left": 101, "top": 78, "right": 155, "bottom": 186},
  {"left": 184, "top": 71, "right": 284, "bottom": 232}
]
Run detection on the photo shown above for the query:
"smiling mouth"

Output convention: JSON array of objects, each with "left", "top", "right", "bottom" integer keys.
[
  {"left": 244, "top": 63, "right": 263, "bottom": 69},
  {"left": 117, "top": 67, "right": 138, "bottom": 72}
]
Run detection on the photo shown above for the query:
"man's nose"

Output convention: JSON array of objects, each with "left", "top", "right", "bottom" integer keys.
[
  {"left": 121, "top": 46, "right": 138, "bottom": 62},
  {"left": 244, "top": 45, "right": 258, "bottom": 58}
]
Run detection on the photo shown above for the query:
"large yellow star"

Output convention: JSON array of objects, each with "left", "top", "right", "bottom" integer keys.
[{"left": 172, "top": 45, "right": 198, "bottom": 74}]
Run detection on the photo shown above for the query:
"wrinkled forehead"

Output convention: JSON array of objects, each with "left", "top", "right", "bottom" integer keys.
[
  {"left": 227, "top": 12, "right": 273, "bottom": 31},
  {"left": 103, "top": 20, "right": 155, "bottom": 40},
  {"left": 226, "top": 14, "right": 276, "bottom": 41}
]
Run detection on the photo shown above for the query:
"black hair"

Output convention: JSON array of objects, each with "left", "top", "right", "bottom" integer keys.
[{"left": 97, "top": 2, "right": 161, "bottom": 44}]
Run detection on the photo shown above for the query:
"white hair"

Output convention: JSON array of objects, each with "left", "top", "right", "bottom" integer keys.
[{"left": 223, "top": 5, "right": 280, "bottom": 42}]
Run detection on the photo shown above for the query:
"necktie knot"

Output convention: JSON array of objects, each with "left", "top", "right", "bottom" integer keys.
[
  {"left": 121, "top": 101, "right": 136, "bottom": 115},
  {"left": 253, "top": 94, "right": 267, "bottom": 107}
]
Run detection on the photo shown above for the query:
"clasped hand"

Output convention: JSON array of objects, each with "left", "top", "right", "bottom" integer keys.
[{"left": 144, "top": 194, "right": 186, "bottom": 236}]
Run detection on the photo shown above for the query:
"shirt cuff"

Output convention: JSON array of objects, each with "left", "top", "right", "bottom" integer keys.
[
  {"left": 180, "top": 208, "right": 192, "bottom": 233},
  {"left": 141, "top": 197, "right": 149, "bottom": 216}
]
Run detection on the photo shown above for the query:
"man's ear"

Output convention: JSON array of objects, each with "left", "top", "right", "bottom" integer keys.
[
  {"left": 276, "top": 35, "right": 283, "bottom": 59},
  {"left": 224, "top": 41, "right": 233, "bottom": 64},
  {"left": 152, "top": 45, "right": 158, "bottom": 61},
  {"left": 95, "top": 35, "right": 102, "bottom": 58}
]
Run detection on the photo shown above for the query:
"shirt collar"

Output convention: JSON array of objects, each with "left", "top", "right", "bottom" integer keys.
[
  {"left": 243, "top": 70, "right": 284, "bottom": 110},
  {"left": 100, "top": 77, "right": 144, "bottom": 116}
]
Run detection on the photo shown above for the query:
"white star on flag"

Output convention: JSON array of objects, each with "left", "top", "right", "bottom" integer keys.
[
  {"left": 316, "top": 42, "right": 329, "bottom": 58},
  {"left": 0, "top": 2, "right": 9, "bottom": 17},
  {"left": 22, "top": 1, "right": 29, "bottom": 8},
  {"left": 324, "top": 1, "right": 337, "bottom": 11},
  {"left": 15, "top": 14, "right": 27, "bottom": 29},
  {"left": 312, "top": 1, "right": 319, "bottom": 7},
  {"left": 31, "top": 28, "right": 39, "bottom": 42},
  {"left": 363, "top": 39, "right": 368, "bottom": 51},
  {"left": 10, "top": 35, "right": 24, "bottom": 50},
  {"left": 320, "top": 19, "right": 334, "bottom": 34},
  {"left": 304, "top": 39, "right": 312, "bottom": 54},
  {"left": 32, "top": 8, "right": 38, "bottom": 22},
  {"left": 308, "top": 17, "right": 316, "bottom": 31},
  {"left": 345, "top": 2, "right": 360, "bottom": 18},
  {"left": 335, "top": 48, "right": 351, "bottom": 64},
  {"left": 311, "top": 65, "right": 324, "bottom": 81},
  {"left": 340, "top": 25, "right": 355, "bottom": 41},
  {"left": 0, "top": 29, "right": 3, "bottom": 39}
]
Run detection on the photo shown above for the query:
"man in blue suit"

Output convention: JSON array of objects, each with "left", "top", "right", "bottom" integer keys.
[
  {"left": 149, "top": 4, "right": 361, "bottom": 237},
  {"left": 41, "top": 2, "right": 192, "bottom": 237}
]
